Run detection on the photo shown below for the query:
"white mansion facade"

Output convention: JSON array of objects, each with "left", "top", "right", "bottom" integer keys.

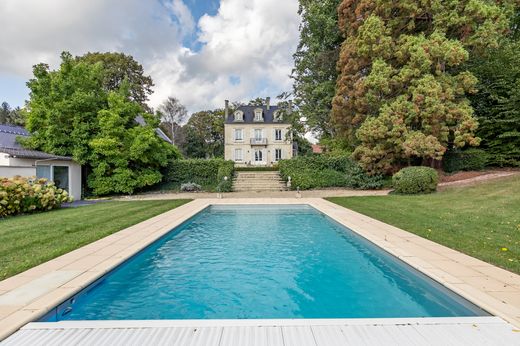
[{"left": 224, "top": 98, "right": 293, "bottom": 166}]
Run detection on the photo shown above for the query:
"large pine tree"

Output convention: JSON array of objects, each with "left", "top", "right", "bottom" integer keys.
[{"left": 332, "top": 0, "right": 515, "bottom": 174}]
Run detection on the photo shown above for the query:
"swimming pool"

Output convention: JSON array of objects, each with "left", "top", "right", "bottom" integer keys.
[{"left": 44, "top": 205, "right": 487, "bottom": 321}]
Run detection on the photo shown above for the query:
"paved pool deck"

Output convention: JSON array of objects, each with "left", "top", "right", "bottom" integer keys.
[{"left": 1, "top": 198, "right": 520, "bottom": 344}]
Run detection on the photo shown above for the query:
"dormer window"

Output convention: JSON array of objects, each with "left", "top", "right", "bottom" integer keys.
[
  {"left": 254, "top": 108, "right": 263, "bottom": 122},
  {"left": 274, "top": 110, "right": 283, "bottom": 122},
  {"left": 234, "top": 110, "right": 244, "bottom": 122}
]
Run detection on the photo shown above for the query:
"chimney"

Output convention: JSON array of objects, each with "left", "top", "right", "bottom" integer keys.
[
  {"left": 288, "top": 100, "right": 293, "bottom": 114},
  {"left": 225, "top": 100, "right": 229, "bottom": 118},
  {"left": 266, "top": 97, "right": 271, "bottom": 110}
]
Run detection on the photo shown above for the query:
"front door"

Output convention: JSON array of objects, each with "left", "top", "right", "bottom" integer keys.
[{"left": 253, "top": 149, "right": 265, "bottom": 165}]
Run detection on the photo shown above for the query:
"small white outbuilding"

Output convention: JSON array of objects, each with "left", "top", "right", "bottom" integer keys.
[{"left": 0, "top": 124, "right": 82, "bottom": 200}]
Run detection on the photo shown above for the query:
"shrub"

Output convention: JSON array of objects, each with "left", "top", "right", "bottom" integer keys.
[
  {"left": 165, "top": 159, "right": 234, "bottom": 192},
  {"left": 392, "top": 167, "right": 439, "bottom": 194},
  {"left": 443, "top": 148, "right": 489, "bottom": 173},
  {"left": 217, "top": 160, "right": 234, "bottom": 192},
  {"left": 288, "top": 169, "right": 347, "bottom": 190},
  {"left": 0, "top": 176, "right": 72, "bottom": 217},
  {"left": 180, "top": 182, "right": 202, "bottom": 192},
  {"left": 279, "top": 155, "right": 385, "bottom": 190}
]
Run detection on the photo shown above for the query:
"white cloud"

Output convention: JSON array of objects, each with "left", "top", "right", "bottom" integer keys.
[{"left": 0, "top": 0, "right": 300, "bottom": 113}]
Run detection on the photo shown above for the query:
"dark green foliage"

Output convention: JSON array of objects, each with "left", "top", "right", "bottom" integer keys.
[
  {"left": 279, "top": 155, "right": 384, "bottom": 190},
  {"left": 392, "top": 167, "right": 439, "bottom": 194},
  {"left": 467, "top": 39, "right": 520, "bottom": 167},
  {"left": 76, "top": 52, "right": 154, "bottom": 109},
  {"left": 175, "top": 110, "right": 224, "bottom": 159},
  {"left": 292, "top": 0, "right": 342, "bottom": 138},
  {"left": 443, "top": 149, "right": 489, "bottom": 173},
  {"left": 287, "top": 169, "right": 347, "bottom": 190},
  {"left": 165, "top": 159, "right": 234, "bottom": 192},
  {"left": 0, "top": 102, "right": 24, "bottom": 125}
]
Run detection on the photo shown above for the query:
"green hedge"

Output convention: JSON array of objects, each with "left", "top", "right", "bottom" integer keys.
[
  {"left": 165, "top": 159, "right": 234, "bottom": 192},
  {"left": 279, "top": 155, "right": 384, "bottom": 190},
  {"left": 0, "top": 176, "right": 72, "bottom": 217},
  {"left": 217, "top": 160, "right": 234, "bottom": 192},
  {"left": 443, "top": 148, "right": 489, "bottom": 173},
  {"left": 392, "top": 166, "right": 439, "bottom": 194}
]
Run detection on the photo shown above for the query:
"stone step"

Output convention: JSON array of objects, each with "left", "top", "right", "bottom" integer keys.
[
  {"left": 232, "top": 171, "right": 286, "bottom": 192},
  {"left": 234, "top": 187, "right": 286, "bottom": 192}
]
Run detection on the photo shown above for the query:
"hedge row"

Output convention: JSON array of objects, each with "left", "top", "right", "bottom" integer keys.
[
  {"left": 0, "top": 176, "right": 72, "bottom": 217},
  {"left": 165, "top": 159, "right": 234, "bottom": 192},
  {"left": 278, "top": 155, "right": 385, "bottom": 190},
  {"left": 443, "top": 148, "right": 489, "bottom": 173}
]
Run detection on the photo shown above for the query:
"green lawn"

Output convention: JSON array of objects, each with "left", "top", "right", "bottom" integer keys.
[
  {"left": 0, "top": 200, "right": 191, "bottom": 280},
  {"left": 327, "top": 175, "right": 520, "bottom": 274}
]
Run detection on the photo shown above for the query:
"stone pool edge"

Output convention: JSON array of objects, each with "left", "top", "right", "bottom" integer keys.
[{"left": 0, "top": 198, "right": 519, "bottom": 341}]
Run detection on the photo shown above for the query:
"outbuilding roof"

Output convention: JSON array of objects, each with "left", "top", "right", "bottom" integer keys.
[
  {"left": 0, "top": 147, "right": 73, "bottom": 160},
  {"left": 0, "top": 124, "right": 73, "bottom": 160}
]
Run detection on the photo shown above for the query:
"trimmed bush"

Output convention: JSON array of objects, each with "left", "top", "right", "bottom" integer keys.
[
  {"left": 165, "top": 159, "right": 234, "bottom": 192},
  {"left": 0, "top": 176, "right": 72, "bottom": 217},
  {"left": 288, "top": 169, "right": 347, "bottom": 190},
  {"left": 392, "top": 167, "right": 439, "bottom": 194},
  {"left": 279, "top": 155, "right": 385, "bottom": 190},
  {"left": 443, "top": 149, "right": 489, "bottom": 173}
]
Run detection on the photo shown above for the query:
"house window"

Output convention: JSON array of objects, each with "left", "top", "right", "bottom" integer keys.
[
  {"left": 234, "top": 149, "right": 243, "bottom": 162},
  {"left": 274, "top": 111, "right": 283, "bottom": 122},
  {"left": 53, "top": 166, "right": 69, "bottom": 192},
  {"left": 254, "top": 129, "right": 263, "bottom": 140},
  {"left": 234, "top": 111, "right": 244, "bottom": 122},
  {"left": 275, "top": 129, "right": 282, "bottom": 141},
  {"left": 254, "top": 108, "right": 263, "bottom": 122},
  {"left": 275, "top": 149, "right": 282, "bottom": 161},
  {"left": 36, "top": 165, "right": 51, "bottom": 181},
  {"left": 234, "top": 129, "right": 243, "bottom": 141}
]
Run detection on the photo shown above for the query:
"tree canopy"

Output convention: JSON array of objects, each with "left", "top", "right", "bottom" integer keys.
[
  {"left": 0, "top": 102, "right": 24, "bottom": 125},
  {"left": 23, "top": 52, "right": 179, "bottom": 195},
  {"left": 467, "top": 20, "right": 520, "bottom": 166},
  {"left": 175, "top": 109, "right": 224, "bottom": 159},
  {"left": 331, "top": 0, "right": 515, "bottom": 174},
  {"left": 77, "top": 52, "right": 154, "bottom": 109},
  {"left": 292, "top": 0, "right": 342, "bottom": 139}
]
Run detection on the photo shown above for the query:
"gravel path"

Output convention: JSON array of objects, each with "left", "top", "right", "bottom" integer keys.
[{"left": 439, "top": 171, "right": 519, "bottom": 187}]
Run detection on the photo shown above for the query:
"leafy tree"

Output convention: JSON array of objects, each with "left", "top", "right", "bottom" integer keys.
[
  {"left": 332, "top": 1, "right": 515, "bottom": 174},
  {"left": 292, "top": 0, "right": 342, "bottom": 139},
  {"left": 77, "top": 52, "right": 154, "bottom": 109},
  {"left": 176, "top": 110, "right": 224, "bottom": 158},
  {"left": 467, "top": 34, "right": 520, "bottom": 166},
  {"left": 88, "top": 87, "right": 177, "bottom": 195},
  {"left": 23, "top": 52, "right": 178, "bottom": 195},
  {"left": 247, "top": 97, "right": 268, "bottom": 106},
  {"left": 0, "top": 102, "right": 11, "bottom": 124},
  {"left": 0, "top": 102, "right": 24, "bottom": 125},
  {"left": 158, "top": 96, "right": 188, "bottom": 145}
]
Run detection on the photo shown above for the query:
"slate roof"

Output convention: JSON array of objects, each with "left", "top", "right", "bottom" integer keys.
[
  {"left": 0, "top": 147, "right": 73, "bottom": 160},
  {"left": 0, "top": 124, "right": 73, "bottom": 160},
  {"left": 225, "top": 105, "right": 290, "bottom": 124}
]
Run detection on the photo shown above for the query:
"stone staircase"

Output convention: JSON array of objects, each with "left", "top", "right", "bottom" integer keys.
[{"left": 232, "top": 171, "right": 287, "bottom": 192}]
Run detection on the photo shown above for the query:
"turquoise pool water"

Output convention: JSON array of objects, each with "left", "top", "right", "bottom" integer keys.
[{"left": 46, "top": 205, "right": 486, "bottom": 321}]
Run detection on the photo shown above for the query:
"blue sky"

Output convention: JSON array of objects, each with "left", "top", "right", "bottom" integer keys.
[{"left": 0, "top": 0, "right": 300, "bottom": 112}]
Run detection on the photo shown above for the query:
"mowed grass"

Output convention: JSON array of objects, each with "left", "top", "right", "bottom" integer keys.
[
  {"left": 0, "top": 200, "right": 191, "bottom": 280},
  {"left": 327, "top": 175, "right": 520, "bottom": 274}
]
